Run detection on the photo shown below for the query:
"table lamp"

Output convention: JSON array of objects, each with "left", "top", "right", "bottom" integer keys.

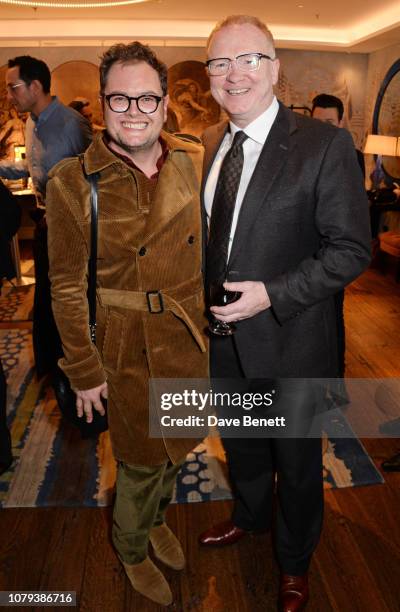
[{"left": 364, "top": 135, "right": 398, "bottom": 189}]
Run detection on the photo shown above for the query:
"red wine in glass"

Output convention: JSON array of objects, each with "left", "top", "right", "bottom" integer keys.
[{"left": 208, "top": 281, "right": 241, "bottom": 336}]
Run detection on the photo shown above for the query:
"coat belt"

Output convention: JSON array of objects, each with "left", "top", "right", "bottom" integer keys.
[{"left": 98, "top": 275, "right": 207, "bottom": 353}]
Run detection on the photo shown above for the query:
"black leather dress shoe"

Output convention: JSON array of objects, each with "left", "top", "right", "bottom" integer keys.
[
  {"left": 381, "top": 451, "right": 400, "bottom": 472},
  {"left": 199, "top": 519, "right": 249, "bottom": 546}
]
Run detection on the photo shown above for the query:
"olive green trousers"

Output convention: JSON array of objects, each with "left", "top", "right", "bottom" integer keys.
[{"left": 112, "top": 460, "right": 183, "bottom": 564}]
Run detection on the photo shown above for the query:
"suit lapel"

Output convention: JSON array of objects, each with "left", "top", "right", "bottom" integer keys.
[{"left": 229, "top": 105, "right": 296, "bottom": 266}]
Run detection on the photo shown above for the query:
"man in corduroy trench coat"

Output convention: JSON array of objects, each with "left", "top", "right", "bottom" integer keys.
[{"left": 46, "top": 42, "right": 208, "bottom": 607}]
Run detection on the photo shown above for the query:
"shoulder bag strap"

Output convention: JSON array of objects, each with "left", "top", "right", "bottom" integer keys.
[{"left": 79, "top": 154, "right": 100, "bottom": 344}]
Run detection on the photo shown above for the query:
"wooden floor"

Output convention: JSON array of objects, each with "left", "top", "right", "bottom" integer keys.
[{"left": 1, "top": 266, "right": 400, "bottom": 611}]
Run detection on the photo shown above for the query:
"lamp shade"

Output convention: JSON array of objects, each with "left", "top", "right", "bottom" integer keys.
[{"left": 364, "top": 134, "right": 398, "bottom": 156}]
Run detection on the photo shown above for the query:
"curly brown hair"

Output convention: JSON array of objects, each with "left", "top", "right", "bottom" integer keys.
[{"left": 99, "top": 41, "right": 168, "bottom": 95}]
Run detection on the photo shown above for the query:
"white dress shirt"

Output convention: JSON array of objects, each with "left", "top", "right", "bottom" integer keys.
[{"left": 205, "top": 96, "right": 279, "bottom": 259}]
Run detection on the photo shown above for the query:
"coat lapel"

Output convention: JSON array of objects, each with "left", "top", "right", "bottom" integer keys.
[
  {"left": 86, "top": 131, "right": 203, "bottom": 246},
  {"left": 140, "top": 151, "right": 199, "bottom": 244},
  {"left": 228, "top": 104, "right": 296, "bottom": 266},
  {"left": 139, "top": 132, "right": 204, "bottom": 244},
  {"left": 201, "top": 121, "right": 229, "bottom": 199}
]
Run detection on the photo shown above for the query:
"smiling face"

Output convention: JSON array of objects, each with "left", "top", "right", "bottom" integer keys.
[
  {"left": 207, "top": 23, "right": 279, "bottom": 128},
  {"left": 103, "top": 60, "right": 168, "bottom": 159}
]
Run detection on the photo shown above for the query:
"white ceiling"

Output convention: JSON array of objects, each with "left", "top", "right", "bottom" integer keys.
[{"left": 0, "top": 0, "right": 399, "bottom": 52}]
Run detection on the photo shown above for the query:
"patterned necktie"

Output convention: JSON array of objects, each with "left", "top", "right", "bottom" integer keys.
[{"left": 207, "top": 130, "right": 248, "bottom": 285}]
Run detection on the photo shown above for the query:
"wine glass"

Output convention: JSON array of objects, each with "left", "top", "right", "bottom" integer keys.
[{"left": 208, "top": 280, "right": 241, "bottom": 336}]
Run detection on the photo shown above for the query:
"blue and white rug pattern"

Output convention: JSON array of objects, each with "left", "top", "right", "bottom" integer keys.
[{"left": 0, "top": 330, "right": 384, "bottom": 508}]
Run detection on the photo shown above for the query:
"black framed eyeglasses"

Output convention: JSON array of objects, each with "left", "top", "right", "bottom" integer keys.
[
  {"left": 206, "top": 53, "right": 275, "bottom": 76},
  {"left": 104, "top": 93, "right": 163, "bottom": 114}
]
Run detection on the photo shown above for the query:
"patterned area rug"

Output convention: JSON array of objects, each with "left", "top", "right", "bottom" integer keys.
[
  {"left": 0, "top": 329, "right": 383, "bottom": 508},
  {"left": 0, "top": 258, "right": 35, "bottom": 322},
  {"left": 0, "top": 283, "right": 34, "bottom": 322}
]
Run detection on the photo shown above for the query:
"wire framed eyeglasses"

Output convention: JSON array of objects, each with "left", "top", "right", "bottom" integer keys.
[{"left": 206, "top": 53, "right": 275, "bottom": 76}]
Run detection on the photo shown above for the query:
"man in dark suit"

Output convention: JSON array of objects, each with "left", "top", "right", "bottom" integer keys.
[{"left": 199, "top": 15, "right": 371, "bottom": 611}]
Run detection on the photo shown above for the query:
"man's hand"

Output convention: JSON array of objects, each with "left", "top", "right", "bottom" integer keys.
[
  {"left": 210, "top": 281, "right": 271, "bottom": 322},
  {"left": 76, "top": 382, "right": 108, "bottom": 423}
]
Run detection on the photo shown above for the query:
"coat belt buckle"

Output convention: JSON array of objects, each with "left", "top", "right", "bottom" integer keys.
[{"left": 146, "top": 290, "right": 164, "bottom": 314}]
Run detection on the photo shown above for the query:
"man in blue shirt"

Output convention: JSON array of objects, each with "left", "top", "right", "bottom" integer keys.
[
  {"left": 0, "top": 55, "right": 92, "bottom": 407},
  {"left": 1, "top": 56, "right": 92, "bottom": 202}
]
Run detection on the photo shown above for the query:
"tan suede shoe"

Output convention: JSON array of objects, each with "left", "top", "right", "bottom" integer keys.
[
  {"left": 122, "top": 557, "right": 172, "bottom": 606},
  {"left": 150, "top": 523, "right": 186, "bottom": 570}
]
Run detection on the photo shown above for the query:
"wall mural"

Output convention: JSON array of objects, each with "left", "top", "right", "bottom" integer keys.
[
  {"left": 0, "top": 65, "right": 8, "bottom": 112},
  {"left": 0, "top": 64, "right": 27, "bottom": 160},
  {"left": 276, "top": 50, "right": 367, "bottom": 151},
  {"left": 0, "top": 49, "right": 368, "bottom": 154},
  {"left": 277, "top": 66, "right": 365, "bottom": 147},
  {"left": 51, "top": 60, "right": 103, "bottom": 129},
  {"left": 167, "top": 60, "right": 220, "bottom": 138}
]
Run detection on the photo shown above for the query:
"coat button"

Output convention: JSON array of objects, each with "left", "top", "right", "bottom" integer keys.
[
  {"left": 188, "top": 235, "right": 195, "bottom": 244},
  {"left": 139, "top": 246, "right": 146, "bottom": 256}
]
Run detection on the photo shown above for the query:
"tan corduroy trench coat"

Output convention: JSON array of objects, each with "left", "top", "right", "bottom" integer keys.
[{"left": 46, "top": 131, "right": 208, "bottom": 466}]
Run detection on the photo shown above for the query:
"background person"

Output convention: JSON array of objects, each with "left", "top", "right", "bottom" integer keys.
[
  {"left": 68, "top": 97, "right": 92, "bottom": 121},
  {"left": 0, "top": 55, "right": 92, "bottom": 413},
  {"left": 68, "top": 97, "right": 104, "bottom": 132},
  {"left": 311, "top": 93, "right": 365, "bottom": 178}
]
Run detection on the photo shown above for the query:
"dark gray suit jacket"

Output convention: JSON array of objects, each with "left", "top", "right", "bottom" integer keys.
[{"left": 202, "top": 102, "right": 371, "bottom": 378}]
